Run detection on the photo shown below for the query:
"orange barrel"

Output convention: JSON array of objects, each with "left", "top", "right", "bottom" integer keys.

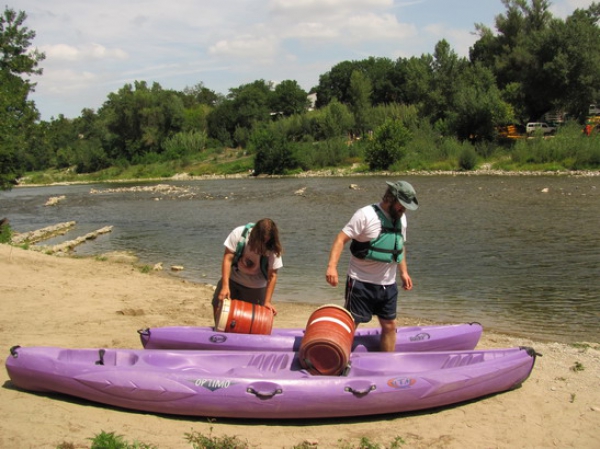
[
  {"left": 215, "top": 298, "right": 273, "bottom": 335},
  {"left": 299, "top": 304, "right": 355, "bottom": 375}
]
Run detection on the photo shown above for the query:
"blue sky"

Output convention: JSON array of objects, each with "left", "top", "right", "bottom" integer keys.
[{"left": 15, "top": 0, "right": 596, "bottom": 120}]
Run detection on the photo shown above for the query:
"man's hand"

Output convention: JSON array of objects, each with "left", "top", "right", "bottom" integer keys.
[{"left": 326, "top": 267, "right": 339, "bottom": 287}]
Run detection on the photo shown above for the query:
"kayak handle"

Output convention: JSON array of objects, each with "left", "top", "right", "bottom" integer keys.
[
  {"left": 344, "top": 382, "right": 376, "bottom": 396},
  {"left": 246, "top": 384, "right": 283, "bottom": 399},
  {"left": 95, "top": 349, "right": 106, "bottom": 365}
]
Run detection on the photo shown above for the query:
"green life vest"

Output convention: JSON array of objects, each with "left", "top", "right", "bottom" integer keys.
[
  {"left": 232, "top": 223, "right": 269, "bottom": 279},
  {"left": 349, "top": 205, "right": 404, "bottom": 264}
]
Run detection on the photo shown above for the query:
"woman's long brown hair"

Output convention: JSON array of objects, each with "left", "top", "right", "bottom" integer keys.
[{"left": 247, "top": 218, "right": 283, "bottom": 257}]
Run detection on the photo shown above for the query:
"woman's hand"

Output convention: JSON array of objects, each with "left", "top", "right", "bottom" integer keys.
[
  {"left": 265, "top": 304, "right": 277, "bottom": 316},
  {"left": 218, "top": 286, "right": 231, "bottom": 301}
]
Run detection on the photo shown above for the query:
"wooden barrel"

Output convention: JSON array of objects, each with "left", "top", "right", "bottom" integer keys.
[
  {"left": 299, "top": 304, "right": 355, "bottom": 375},
  {"left": 215, "top": 298, "right": 273, "bottom": 335}
]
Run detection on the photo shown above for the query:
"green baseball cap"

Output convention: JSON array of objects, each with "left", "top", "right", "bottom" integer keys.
[{"left": 386, "top": 180, "right": 419, "bottom": 210}]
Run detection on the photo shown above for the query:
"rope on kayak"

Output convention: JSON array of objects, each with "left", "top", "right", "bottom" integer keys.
[
  {"left": 9, "top": 345, "right": 21, "bottom": 358},
  {"left": 521, "top": 346, "right": 543, "bottom": 357}
]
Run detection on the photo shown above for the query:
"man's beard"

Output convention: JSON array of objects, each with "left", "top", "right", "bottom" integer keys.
[{"left": 389, "top": 204, "right": 402, "bottom": 222}]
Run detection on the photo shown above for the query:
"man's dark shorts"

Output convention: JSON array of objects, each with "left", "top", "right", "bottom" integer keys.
[{"left": 344, "top": 276, "right": 398, "bottom": 324}]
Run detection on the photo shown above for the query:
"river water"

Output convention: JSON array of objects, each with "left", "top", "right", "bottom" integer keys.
[{"left": 2, "top": 175, "right": 599, "bottom": 344}]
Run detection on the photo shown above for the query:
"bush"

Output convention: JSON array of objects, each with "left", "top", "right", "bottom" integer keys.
[
  {"left": 0, "top": 219, "right": 12, "bottom": 243},
  {"left": 365, "top": 119, "right": 411, "bottom": 170},
  {"left": 294, "top": 138, "right": 350, "bottom": 169},
  {"left": 249, "top": 128, "right": 299, "bottom": 174},
  {"left": 458, "top": 145, "right": 478, "bottom": 170},
  {"left": 163, "top": 130, "right": 207, "bottom": 160},
  {"left": 508, "top": 122, "right": 600, "bottom": 170}
]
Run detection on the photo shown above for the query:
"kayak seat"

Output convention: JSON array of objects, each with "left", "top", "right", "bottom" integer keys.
[
  {"left": 226, "top": 353, "right": 294, "bottom": 377},
  {"left": 346, "top": 366, "right": 389, "bottom": 377},
  {"left": 441, "top": 353, "right": 485, "bottom": 369},
  {"left": 247, "top": 353, "right": 292, "bottom": 372}
]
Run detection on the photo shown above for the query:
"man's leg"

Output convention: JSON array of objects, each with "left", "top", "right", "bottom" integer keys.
[{"left": 378, "top": 317, "right": 397, "bottom": 352}]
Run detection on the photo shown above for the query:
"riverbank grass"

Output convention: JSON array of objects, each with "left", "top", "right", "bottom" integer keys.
[{"left": 56, "top": 429, "right": 406, "bottom": 449}]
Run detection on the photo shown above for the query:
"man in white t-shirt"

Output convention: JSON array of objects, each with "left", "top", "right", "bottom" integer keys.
[{"left": 325, "top": 180, "right": 419, "bottom": 351}]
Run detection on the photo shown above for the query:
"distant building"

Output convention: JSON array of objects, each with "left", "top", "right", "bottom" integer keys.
[{"left": 307, "top": 92, "right": 317, "bottom": 111}]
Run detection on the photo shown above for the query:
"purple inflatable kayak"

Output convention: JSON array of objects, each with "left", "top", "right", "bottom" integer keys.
[
  {"left": 6, "top": 345, "right": 536, "bottom": 419},
  {"left": 138, "top": 322, "right": 483, "bottom": 352}
]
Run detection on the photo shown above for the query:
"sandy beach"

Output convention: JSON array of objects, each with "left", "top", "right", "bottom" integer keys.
[{"left": 1, "top": 244, "right": 599, "bottom": 449}]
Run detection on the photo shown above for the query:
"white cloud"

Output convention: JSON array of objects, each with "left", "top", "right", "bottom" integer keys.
[
  {"left": 14, "top": 0, "right": 596, "bottom": 120},
  {"left": 209, "top": 35, "right": 281, "bottom": 62},
  {"left": 41, "top": 43, "right": 128, "bottom": 62},
  {"left": 284, "top": 22, "right": 340, "bottom": 39},
  {"left": 344, "top": 13, "right": 417, "bottom": 41},
  {"left": 552, "top": 0, "right": 596, "bottom": 17},
  {"left": 269, "top": 0, "right": 393, "bottom": 17},
  {"left": 41, "top": 68, "right": 98, "bottom": 93}
]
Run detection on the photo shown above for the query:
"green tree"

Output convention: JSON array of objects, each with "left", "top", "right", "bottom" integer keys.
[
  {"left": 447, "top": 63, "right": 514, "bottom": 141},
  {"left": 99, "top": 81, "right": 185, "bottom": 162},
  {"left": 315, "top": 57, "right": 396, "bottom": 108},
  {"left": 424, "top": 40, "right": 470, "bottom": 124},
  {"left": 43, "top": 114, "right": 78, "bottom": 168},
  {"left": 181, "top": 82, "right": 218, "bottom": 107},
  {"left": 0, "top": 7, "right": 45, "bottom": 189},
  {"left": 538, "top": 5, "right": 600, "bottom": 120},
  {"left": 470, "top": 0, "right": 600, "bottom": 122},
  {"left": 315, "top": 60, "right": 356, "bottom": 107},
  {"left": 271, "top": 80, "right": 309, "bottom": 117},
  {"left": 393, "top": 54, "right": 434, "bottom": 106},
  {"left": 360, "top": 56, "right": 397, "bottom": 105},
  {"left": 180, "top": 82, "right": 216, "bottom": 132},
  {"left": 230, "top": 80, "right": 273, "bottom": 128},
  {"left": 23, "top": 120, "right": 55, "bottom": 170},
  {"left": 348, "top": 70, "right": 372, "bottom": 137},
  {"left": 207, "top": 80, "right": 273, "bottom": 146}
]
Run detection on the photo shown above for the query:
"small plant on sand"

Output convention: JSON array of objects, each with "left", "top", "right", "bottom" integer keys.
[
  {"left": 185, "top": 428, "right": 249, "bottom": 449},
  {"left": 570, "top": 361, "right": 585, "bottom": 372},
  {"left": 338, "top": 436, "right": 405, "bottom": 449},
  {"left": 569, "top": 342, "right": 591, "bottom": 352},
  {"left": 57, "top": 431, "right": 411, "bottom": 449},
  {"left": 0, "top": 220, "right": 12, "bottom": 243},
  {"left": 138, "top": 264, "right": 152, "bottom": 274},
  {"left": 569, "top": 342, "right": 600, "bottom": 352},
  {"left": 56, "top": 442, "right": 75, "bottom": 449},
  {"left": 293, "top": 441, "right": 318, "bottom": 449},
  {"left": 570, "top": 393, "right": 577, "bottom": 403},
  {"left": 388, "top": 437, "right": 405, "bottom": 448},
  {"left": 88, "top": 430, "right": 157, "bottom": 449}
]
